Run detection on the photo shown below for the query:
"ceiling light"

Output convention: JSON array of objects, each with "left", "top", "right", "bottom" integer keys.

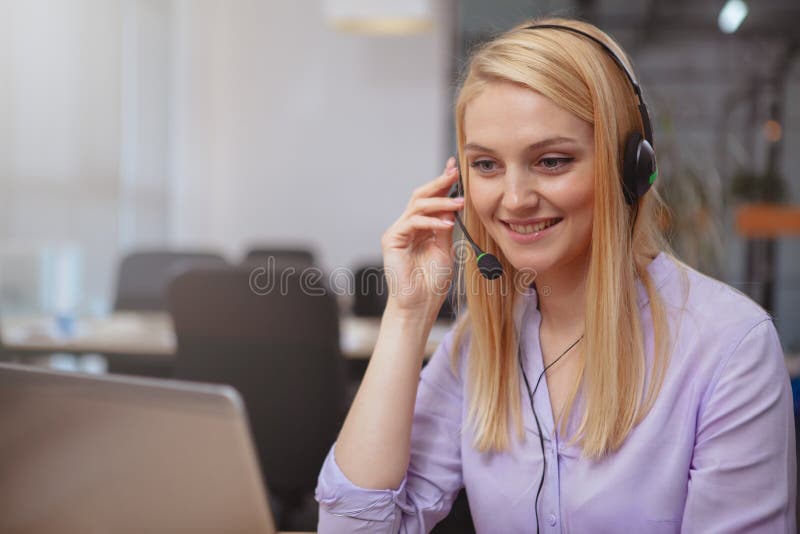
[
  {"left": 323, "top": 0, "right": 434, "bottom": 35},
  {"left": 718, "top": 0, "right": 749, "bottom": 34}
]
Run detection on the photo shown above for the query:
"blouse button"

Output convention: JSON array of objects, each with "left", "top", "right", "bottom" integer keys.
[{"left": 547, "top": 513, "right": 557, "bottom": 526}]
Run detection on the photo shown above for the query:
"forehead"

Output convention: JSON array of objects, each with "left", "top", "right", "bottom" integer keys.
[{"left": 463, "top": 81, "right": 592, "bottom": 147}]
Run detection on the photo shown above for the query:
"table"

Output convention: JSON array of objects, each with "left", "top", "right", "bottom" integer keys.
[
  {"left": 9, "top": 312, "right": 796, "bottom": 378},
  {"left": 0, "top": 312, "right": 452, "bottom": 361}
]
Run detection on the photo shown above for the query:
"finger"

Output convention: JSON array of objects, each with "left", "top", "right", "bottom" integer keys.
[
  {"left": 410, "top": 165, "right": 460, "bottom": 201},
  {"left": 439, "top": 211, "right": 456, "bottom": 224},
  {"left": 407, "top": 196, "right": 465, "bottom": 217},
  {"left": 388, "top": 214, "right": 455, "bottom": 244}
]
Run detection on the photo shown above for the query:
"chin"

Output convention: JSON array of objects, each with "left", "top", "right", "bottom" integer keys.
[{"left": 502, "top": 250, "right": 555, "bottom": 277}]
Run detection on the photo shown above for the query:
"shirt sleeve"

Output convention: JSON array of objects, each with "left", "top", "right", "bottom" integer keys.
[
  {"left": 315, "top": 327, "right": 466, "bottom": 533},
  {"left": 681, "top": 318, "right": 797, "bottom": 533}
]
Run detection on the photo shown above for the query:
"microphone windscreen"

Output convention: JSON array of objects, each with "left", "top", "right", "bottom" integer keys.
[{"left": 477, "top": 253, "right": 503, "bottom": 280}]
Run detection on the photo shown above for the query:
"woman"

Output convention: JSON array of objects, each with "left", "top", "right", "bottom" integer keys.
[{"left": 315, "top": 17, "right": 796, "bottom": 533}]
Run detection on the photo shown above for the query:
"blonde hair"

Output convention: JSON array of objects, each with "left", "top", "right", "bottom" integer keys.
[{"left": 450, "top": 17, "right": 683, "bottom": 459}]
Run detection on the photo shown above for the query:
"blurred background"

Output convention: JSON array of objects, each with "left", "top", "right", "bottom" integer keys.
[
  {"left": 0, "top": 0, "right": 797, "bottom": 341},
  {"left": 0, "top": 0, "right": 798, "bottom": 531}
]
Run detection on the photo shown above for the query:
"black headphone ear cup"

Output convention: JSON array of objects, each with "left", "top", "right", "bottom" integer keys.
[
  {"left": 622, "top": 132, "right": 643, "bottom": 206},
  {"left": 635, "top": 139, "right": 657, "bottom": 200}
]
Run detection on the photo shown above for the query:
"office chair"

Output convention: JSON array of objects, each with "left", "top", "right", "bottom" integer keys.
[
  {"left": 113, "top": 250, "right": 227, "bottom": 312},
  {"left": 167, "top": 264, "right": 346, "bottom": 530},
  {"left": 352, "top": 262, "right": 455, "bottom": 320},
  {"left": 243, "top": 247, "right": 316, "bottom": 269}
]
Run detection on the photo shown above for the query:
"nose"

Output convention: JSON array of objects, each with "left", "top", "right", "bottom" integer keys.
[{"left": 501, "top": 165, "right": 538, "bottom": 213}]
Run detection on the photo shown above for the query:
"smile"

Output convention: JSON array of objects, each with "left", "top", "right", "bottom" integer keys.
[
  {"left": 503, "top": 217, "right": 563, "bottom": 243},
  {"left": 507, "top": 218, "right": 562, "bottom": 234}
]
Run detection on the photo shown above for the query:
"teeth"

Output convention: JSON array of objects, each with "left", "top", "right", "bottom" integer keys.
[{"left": 509, "top": 218, "right": 560, "bottom": 234}]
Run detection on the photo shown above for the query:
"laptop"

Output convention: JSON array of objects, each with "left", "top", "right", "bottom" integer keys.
[{"left": 0, "top": 362, "right": 278, "bottom": 534}]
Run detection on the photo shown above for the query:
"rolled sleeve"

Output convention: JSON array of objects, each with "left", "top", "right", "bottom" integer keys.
[
  {"left": 682, "top": 319, "right": 797, "bottom": 533},
  {"left": 316, "top": 444, "right": 409, "bottom": 532},
  {"left": 316, "top": 327, "right": 467, "bottom": 533}
]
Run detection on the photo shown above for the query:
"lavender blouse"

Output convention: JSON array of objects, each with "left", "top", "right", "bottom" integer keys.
[{"left": 316, "top": 252, "right": 797, "bottom": 532}]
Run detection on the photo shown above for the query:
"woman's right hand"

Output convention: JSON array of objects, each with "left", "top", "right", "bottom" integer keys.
[{"left": 380, "top": 157, "right": 464, "bottom": 318}]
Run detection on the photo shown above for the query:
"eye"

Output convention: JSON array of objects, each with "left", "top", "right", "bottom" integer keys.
[
  {"left": 469, "top": 159, "right": 498, "bottom": 173},
  {"left": 538, "top": 157, "right": 574, "bottom": 172}
]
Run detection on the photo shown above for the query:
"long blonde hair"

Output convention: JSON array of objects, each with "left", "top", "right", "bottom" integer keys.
[{"left": 450, "top": 17, "right": 681, "bottom": 459}]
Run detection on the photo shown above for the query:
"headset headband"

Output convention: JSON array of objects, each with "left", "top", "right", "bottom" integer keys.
[{"left": 524, "top": 24, "right": 654, "bottom": 146}]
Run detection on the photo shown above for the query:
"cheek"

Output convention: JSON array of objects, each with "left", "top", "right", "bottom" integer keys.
[
  {"left": 574, "top": 188, "right": 594, "bottom": 216},
  {"left": 571, "top": 182, "right": 595, "bottom": 237},
  {"left": 554, "top": 173, "right": 594, "bottom": 241},
  {"left": 564, "top": 173, "right": 594, "bottom": 216},
  {"left": 466, "top": 180, "right": 498, "bottom": 223}
]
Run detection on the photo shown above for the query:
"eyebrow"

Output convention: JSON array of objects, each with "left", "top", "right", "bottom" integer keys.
[{"left": 463, "top": 136, "right": 579, "bottom": 154}]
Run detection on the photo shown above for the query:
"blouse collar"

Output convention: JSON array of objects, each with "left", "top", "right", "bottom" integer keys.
[{"left": 512, "top": 251, "right": 676, "bottom": 329}]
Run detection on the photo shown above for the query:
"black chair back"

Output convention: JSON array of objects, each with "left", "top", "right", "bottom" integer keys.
[
  {"left": 352, "top": 264, "right": 387, "bottom": 317},
  {"left": 113, "top": 250, "right": 226, "bottom": 311},
  {"left": 353, "top": 262, "right": 455, "bottom": 319},
  {"left": 244, "top": 247, "right": 316, "bottom": 269},
  {"left": 167, "top": 265, "right": 345, "bottom": 503}
]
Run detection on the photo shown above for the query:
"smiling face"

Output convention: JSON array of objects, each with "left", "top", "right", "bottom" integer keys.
[{"left": 462, "top": 81, "right": 595, "bottom": 278}]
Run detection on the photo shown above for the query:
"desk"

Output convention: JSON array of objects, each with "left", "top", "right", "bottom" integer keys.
[
  {"left": 0, "top": 313, "right": 452, "bottom": 361},
  {"left": 5, "top": 313, "right": 798, "bottom": 378}
]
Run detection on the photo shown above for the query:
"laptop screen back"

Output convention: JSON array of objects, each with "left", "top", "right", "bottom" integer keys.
[{"left": 0, "top": 363, "right": 277, "bottom": 534}]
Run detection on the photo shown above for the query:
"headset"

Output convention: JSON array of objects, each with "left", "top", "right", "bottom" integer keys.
[{"left": 448, "top": 23, "right": 658, "bottom": 281}]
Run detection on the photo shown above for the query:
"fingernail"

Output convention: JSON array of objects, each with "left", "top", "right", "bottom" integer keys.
[
  {"left": 452, "top": 197, "right": 465, "bottom": 204},
  {"left": 446, "top": 156, "right": 455, "bottom": 168},
  {"left": 447, "top": 166, "right": 459, "bottom": 175}
]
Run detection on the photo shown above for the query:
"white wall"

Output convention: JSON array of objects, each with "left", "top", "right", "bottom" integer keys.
[
  {"left": 0, "top": 0, "right": 124, "bottom": 313},
  {"left": 119, "top": 0, "right": 172, "bottom": 250},
  {"left": 167, "top": 0, "right": 455, "bottom": 271},
  {"left": 0, "top": 0, "right": 177, "bottom": 313}
]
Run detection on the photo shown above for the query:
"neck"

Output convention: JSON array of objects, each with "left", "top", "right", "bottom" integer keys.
[{"left": 535, "top": 252, "right": 589, "bottom": 335}]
